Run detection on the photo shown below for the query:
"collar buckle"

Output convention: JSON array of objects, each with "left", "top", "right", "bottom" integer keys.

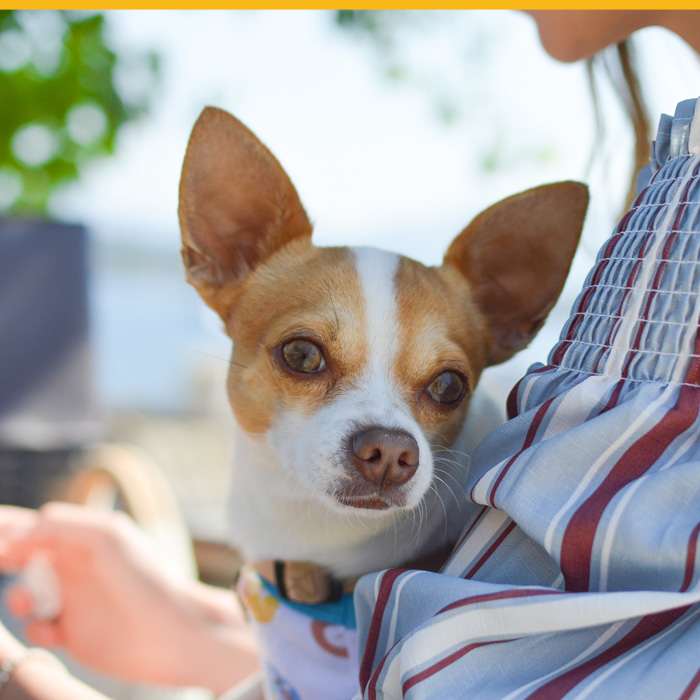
[{"left": 273, "top": 560, "right": 344, "bottom": 605}]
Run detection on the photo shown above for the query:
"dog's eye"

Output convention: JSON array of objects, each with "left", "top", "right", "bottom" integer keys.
[
  {"left": 282, "top": 340, "right": 325, "bottom": 373},
  {"left": 427, "top": 371, "right": 465, "bottom": 405}
]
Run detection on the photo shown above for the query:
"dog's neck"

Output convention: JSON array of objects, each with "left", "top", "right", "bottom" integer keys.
[{"left": 226, "top": 426, "right": 470, "bottom": 579}]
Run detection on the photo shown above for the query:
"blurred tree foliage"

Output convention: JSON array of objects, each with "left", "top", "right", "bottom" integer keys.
[
  {"left": 335, "top": 11, "right": 424, "bottom": 81},
  {"left": 0, "top": 10, "right": 159, "bottom": 215},
  {"left": 334, "top": 10, "right": 486, "bottom": 126},
  {"left": 336, "top": 11, "right": 405, "bottom": 48}
]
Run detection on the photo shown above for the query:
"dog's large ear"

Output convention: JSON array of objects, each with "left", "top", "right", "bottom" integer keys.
[
  {"left": 178, "top": 107, "right": 313, "bottom": 315},
  {"left": 444, "top": 181, "right": 588, "bottom": 366}
]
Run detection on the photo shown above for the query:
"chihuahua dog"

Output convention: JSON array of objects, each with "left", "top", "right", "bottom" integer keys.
[{"left": 178, "top": 107, "right": 588, "bottom": 700}]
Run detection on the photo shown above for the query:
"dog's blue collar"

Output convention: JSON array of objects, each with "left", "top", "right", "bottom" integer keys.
[{"left": 259, "top": 576, "right": 357, "bottom": 629}]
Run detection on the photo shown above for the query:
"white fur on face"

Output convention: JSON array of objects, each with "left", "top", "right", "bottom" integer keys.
[{"left": 266, "top": 247, "right": 434, "bottom": 514}]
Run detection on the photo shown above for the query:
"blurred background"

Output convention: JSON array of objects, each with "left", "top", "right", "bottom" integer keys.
[
  {"left": 1, "top": 9, "right": 700, "bottom": 697},
  {"left": 1, "top": 2, "right": 700, "bottom": 613}
]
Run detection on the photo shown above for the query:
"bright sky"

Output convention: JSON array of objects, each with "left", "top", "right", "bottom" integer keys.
[
  {"left": 48, "top": 10, "right": 700, "bottom": 404},
  {"left": 53, "top": 11, "right": 700, "bottom": 255}
]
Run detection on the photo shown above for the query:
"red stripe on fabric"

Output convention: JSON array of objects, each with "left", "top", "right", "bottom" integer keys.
[
  {"left": 359, "top": 568, "right": 407, "bottom": 693},
  {"left": 465, "top": 521, "right": 517, "bottom": 579},
  {"left": 551, "top": 221, "right": 627, "bottom": 368},
  {"left": 506, "top": 379, "right": 522, "bottom": 420},
  {"left": 551, "top": 341, "right": 572, "bottom": 368},
  {"left": 488, "top": 397, "right": 555, "bottom": 507},
  {"left": 439, "top": 586, "right": 562, "bottom": 615},
  {"left": 626, "top": 258, "right": 645, "bottom": 289},
  {"left": 401, "top": 638, "right": 514, "bottom": 695},
  {"left": 507, "top": 365, "right": 552, "bottom": 420},
  {"left": 614, "top": 210, "right": 635, "bottom": 239},
  {"left": 599, "top": 379, "right": 625, "bottom": 416},
  {"left": 552, "top": 285, "right": 598, "bottom": 367},
  {"left": 367, "top": 586, "right": 560, "bottom": 697},
  {"left": 680, "top": 522, "right": 700, "bottom": 592},
  {"left": 366, "top": 649, "right": 390, "bottom": 700},
  {"left": 678, "top": 663, "right": 700, "bottom": 700},
  {"left": 525, "top": 607, "right": 690, "bottom": 700},
  {"left": 561, "top": 332, "right": 700, "bottom": 592}
]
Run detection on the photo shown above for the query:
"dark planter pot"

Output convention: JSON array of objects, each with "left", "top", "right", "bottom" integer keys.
[{"left": 0, "top": 217, "right": 103, "bottom": 506}]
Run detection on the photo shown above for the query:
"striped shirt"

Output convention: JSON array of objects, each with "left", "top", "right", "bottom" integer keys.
[{"left": 354, "top": 96, "right": 700, "bottom": 700}]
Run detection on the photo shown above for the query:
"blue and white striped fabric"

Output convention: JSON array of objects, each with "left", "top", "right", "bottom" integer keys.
[{"left": 353, "top": 97, "right": 700, "bottom": 700}]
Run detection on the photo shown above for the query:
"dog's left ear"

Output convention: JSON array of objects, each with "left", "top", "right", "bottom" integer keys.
[{"left": 444, "top": 181, "right": 589, "bottom": 366}]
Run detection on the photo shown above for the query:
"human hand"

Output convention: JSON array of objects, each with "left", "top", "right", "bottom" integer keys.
[
  {"left": 0, "top": 593, "right": 114, "bottom": 700},
  {"left": 0, "top": 503, "right": 258, "bottom": 693}
]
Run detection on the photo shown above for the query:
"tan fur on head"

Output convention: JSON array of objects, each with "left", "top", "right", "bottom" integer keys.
[
  {"left": 393, "top": 258, "right": 487, "bottom": 448},
  {"left": 225, "top": 243, "right": 367, "bottom": 435}
]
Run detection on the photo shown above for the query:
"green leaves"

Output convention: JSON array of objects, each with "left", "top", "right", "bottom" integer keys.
[{"left": 0, "top": 10, "right": 159, "bottom": 214}]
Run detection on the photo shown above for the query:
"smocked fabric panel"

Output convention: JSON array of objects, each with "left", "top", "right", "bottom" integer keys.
[{"left": 552, "top": 155, "right": 700, "bottom": 389}]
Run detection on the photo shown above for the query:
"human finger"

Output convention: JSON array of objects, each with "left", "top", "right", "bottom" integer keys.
[
  {"left": 0, "top": 535, "right": 59, "bottom": 572},
  {"left": 0, "top": 505, "right": 58, "bottom": 570},
  {"left": 0, "top": 502, "right": 130, "bottom": 564},
  {"left": 0, "top": 505, "right": 39, "bottom": 531}
]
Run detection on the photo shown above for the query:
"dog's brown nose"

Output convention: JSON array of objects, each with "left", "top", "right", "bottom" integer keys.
[{"left": 349, "top": 427, "right": 419, "bottom": 487}]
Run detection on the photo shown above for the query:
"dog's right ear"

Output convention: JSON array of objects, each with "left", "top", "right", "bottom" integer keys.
[{"left": 178, "top": 107, "right": 313, "bottom": 316}]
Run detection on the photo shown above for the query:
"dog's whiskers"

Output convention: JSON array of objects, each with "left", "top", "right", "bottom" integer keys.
[
  {"left": 192, "top": 349, "right": 249, "bottom": 371},
  {"left": 434, "top": 462, "right": 466, "bottom": 489},
  {"left": 432, "top": 446, "right": 473, "bottom": 463},
  {"left": 432, "top": 457, "right": 464, "bottom": 473},
  {"left": 432, "top": 467, "right": 464, "bottom": 512},
  {"left": 428, "top": 482, "right": 451, "bottom": 540}
]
